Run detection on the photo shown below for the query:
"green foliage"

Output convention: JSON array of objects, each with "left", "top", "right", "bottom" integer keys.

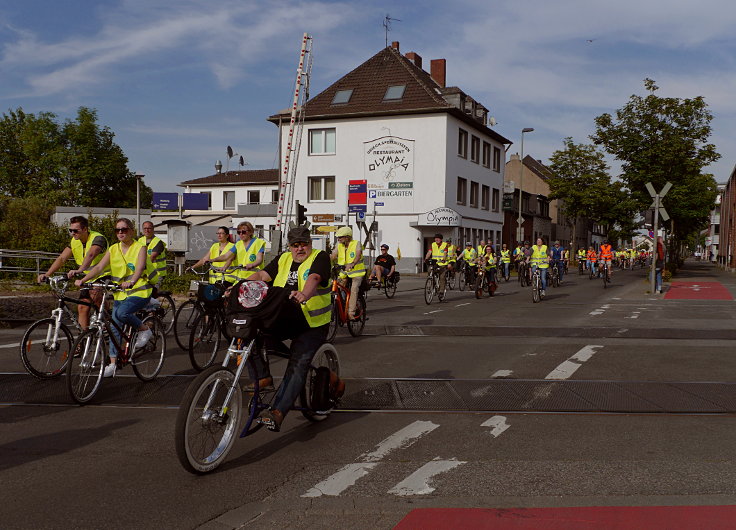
[
  {"left": 591, "top": 79, "right": 720, "bottom": 243},
  {"left": 161, "top": 271, "right": 197, "bottom": 294},
  {"left": 0, "top": 106, "right": 153, "bottom": 208},
  {"left": 0, "top": 196, "right": 67, "bottom": 252}
]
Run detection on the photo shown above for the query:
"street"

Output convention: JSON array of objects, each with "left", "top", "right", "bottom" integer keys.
[{"left": 2, "top": 260, "right": 736, "bottom": 529}]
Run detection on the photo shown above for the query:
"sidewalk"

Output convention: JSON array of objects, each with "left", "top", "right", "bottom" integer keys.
[{"left": 660, "top": 259, "right": 736, "bottom": 300}]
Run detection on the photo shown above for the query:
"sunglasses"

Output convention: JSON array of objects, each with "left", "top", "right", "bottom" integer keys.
[
  {"left": 115, "top": 227, "right": 130, "bottom": 233},
  {"left": 290, "top": 242, "right": 310, "bottom": 248},
  {"left": 68, "top": 228, "right": 81, "bottom": 234},
  {"left": 237, "top": 230, "right": 252, "bottom": 235}
]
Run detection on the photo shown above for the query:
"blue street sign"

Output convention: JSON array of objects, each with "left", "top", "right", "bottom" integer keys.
[
  {"left": 349, "top": 204, "right": 367, "bottom": 213},
  {"left": 357, "top": 211, "right": 366, "bottom": 221},
  {"left": 374, "top": 202, "right": 384, "bottom": 206},
  {"left": 152, "top": 192, "right": 179, "bottom": 210},
  {"left": 183, "top": 193, "right": 210, "bottom": 210}
]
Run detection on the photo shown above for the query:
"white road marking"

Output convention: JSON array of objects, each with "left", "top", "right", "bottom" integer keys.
[
  {"left": 423, "top": 310, "right": 444, "bottom": 315},
  {"left": 491, "top": 369, "right": 513, "bottom": 378},
  {"left": 455, "top": 303, "right": 471, "bottom": 307},
  {"left": 589, "top": 310, "right": 604, "bottom": 316},
  {"left": 626, "top": 311, "right": 641, "bottom": 319},
  {"left": 0, "top": 342, "right": 20, "bottom": 349},
  {"left": 388, "top": 457, "right": 465, "bottom": 496},
  {"left": 302, "top": 420, "right": 439, "bottom": 497},
  {"left": 481, "top": 415, "right": 510, "bottom": 438},
  {"left": 545, "top": 345, "right": 603, "bottom": 380}
]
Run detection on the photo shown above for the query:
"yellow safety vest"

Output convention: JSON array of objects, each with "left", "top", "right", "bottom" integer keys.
[
  {"left": 578, "top": 249, "right": 586, "bottom": 258},
  {"left": 484, "top": 252, "right": 497, "bottom": 270},
  {"left": 431, "top": 242, "right": 448, "bottom": 266},
  {"left": 209, "top": 242, "right": 239, "bottom": 284},
  {"left": 235, "top": 238, "right": 266, "bottom": 279},
  {"left": 462, "top": 248, "right": 477, "bottom": 265},
  {"left": 531, "top": 245, "right": 549, "bottom": 268},
  {"left": 447, "top": 244, "right": 457, "bottom": 261},
  {"left": 337, "top": 239, "right": 366, "bottom": 279},
  {"left": 109, "top": 241, "right": 152, "bottom": 302},
  {"left": 477, "top": 245, "right": 484, "bottom": 257},
  {"left": 273, "top": 249, "right": 331, "bottom": 328},
  {"left": 70, "top": 231, "right": 109, "bottom": 280},
  {"left": 500, "top": 250, "right": 510, "bottom": 264},
  {"left": 138, "top": 235, "right": 167, "bottom": 285}
]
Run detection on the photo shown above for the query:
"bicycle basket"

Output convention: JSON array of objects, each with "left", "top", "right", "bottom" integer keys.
[
  {"left": 392, "top": 271, "right": 401, "bottom": 284},
  {"left": 226, "top": 312, "right": 253, "bottom": 339},
  {"left": 197, "top": 283, "right": 224, "bottom": 305}
]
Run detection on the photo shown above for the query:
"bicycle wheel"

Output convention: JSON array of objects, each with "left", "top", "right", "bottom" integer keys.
[
  {"left": 384, "top": 277, "right": 397, "bottom": 299},
  {"left": 188, "top": 313, "right": 222, "bottom": 371},
  {"left": 532, "top": 274, "right": 541, "bottom": 303},
  {"left": 174, "top": 300, "right": 203, "bottom": 351},
  {"left": 175, "top": 366, "right": 242, "bottom": 474},
  {"left": 447, "top": 269, "right": 456, "bottom": 290},
  {"left": 66, "top": 329, "right": 106, "bottom": 404},
  {"left": 424, "top": 276, "right": 435, "bottom": 305},
  {"left": 156, "top": 293, "right": 176, "bottom": 335},
  {"left": 301, "top": 343, "right": 341, "bottom": 422},
  {"left": 347, "top": 295, "right": 366, "bottom": 337},
  {"left": 475, "top": 274, "right": 484, "bottom": 299},
  {"left": 458, "top": 268, "right": 466, "bottom": 291},
  {"left": 325, "top": 295, "right": 339, "bottom": 343},
  {"left": 20, "top": 318, "right": 73, "bottom": 379},
  {"left": 132, "top": 316, "right": 166, "bottom": 381}
]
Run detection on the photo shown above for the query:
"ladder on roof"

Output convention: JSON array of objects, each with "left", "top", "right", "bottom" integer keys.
[{"left": 275, "top": 33, "right": 313, "bottom": 244}]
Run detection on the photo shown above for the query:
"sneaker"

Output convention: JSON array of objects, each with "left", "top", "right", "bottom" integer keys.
[
  {"left": 134, "top": 328, "right": 153, "bottom": 350},
  {"left": 103, "top": 363, "right": 117, "bottom": 378},
  {"left": 541, "top": 290, "right": 546, "bottom": 297}
]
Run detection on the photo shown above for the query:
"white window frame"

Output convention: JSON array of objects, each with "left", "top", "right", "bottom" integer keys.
[
  {"left": 308, "top": 176, "right": 336, "bottom": 203},
  {"left": 457, "top": 177, "right": 467, "bottom": 205},
  {"left": 247, "top": 190, "right": 260, "bottom": 205},
  {"left": 223, "top": 190, "right": 235, "bottom": 210},
  {"left": 309, "top": 128, "right": 336, "bottom": 156}
]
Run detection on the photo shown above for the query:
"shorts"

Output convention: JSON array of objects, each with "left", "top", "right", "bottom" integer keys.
[
  {"left": 600, "top": 259, "right": 612, "bottom": 265},
  {"left": 379, "top": 266, "right": 391, "bottom": 277}
]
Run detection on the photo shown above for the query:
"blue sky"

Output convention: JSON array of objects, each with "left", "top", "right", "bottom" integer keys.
[{"left": 2, "top": 0, "right": 735, "bottom": 193}]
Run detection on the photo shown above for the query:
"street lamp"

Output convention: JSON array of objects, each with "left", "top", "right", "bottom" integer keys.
[
  {"left": 517, "top": 128, "right": 534, "bottom": 244},
  {"left": 135, "top": 172, "right": 144, "bottom": 233}
]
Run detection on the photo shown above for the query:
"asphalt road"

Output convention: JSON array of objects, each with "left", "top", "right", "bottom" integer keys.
[{"left": 2, "top": 260, "right": 736, "bottom": 529}]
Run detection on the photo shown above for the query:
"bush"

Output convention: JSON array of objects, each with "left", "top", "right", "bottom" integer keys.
[
  {"left": 662, "top": 270, "right": 673, "bottom": 282},
  {"left": 161, "top": 270, "right": 198, "bottom": 295}
]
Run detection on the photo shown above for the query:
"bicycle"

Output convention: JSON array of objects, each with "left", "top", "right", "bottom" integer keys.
[
  {"left": 174, "top": 288, "right": 341, "bottom": 474},
  {"left": 578, "top": 259, "right": 586, "bottom": 275},
  {"left": 370, "top": 272, "right": 398, "bottom": 299},
  {"left": 66, "top": 280, "right": 166, "bottom": 404},
  {"left": 601, "top": 261, "right": 611, "bottom": 288},
  {"left": 150, "top": 287, "right": 176, "bottom": 336},
  {"left": 446, "top": 264, "right": 457, "bottom": 290},
  {"left": 501, "top": 261, "right": 511, "bottom": 282},
  {"left": 424, "top": 259, "right": 446, "bottom": 305},
  {"left": 549, "top": 261, "right": 560, "bottom": 288},
  {"left": 517, "top": 260, "right": 530, "bottom": 287},
  {"left": 20, "top": 276, "right": 96, "bottom": 379},
  {"left": 474, "top": 267, "right": 497, "bottom": 298},
  {"left": 457, "top": 261, "right": 475, "bottom": 291},
  {"left": 531, "top": 265, "right": 543, "bottom": 303},
  {"left": 326, "top": 266, "right": 367, "bottom": 342}
]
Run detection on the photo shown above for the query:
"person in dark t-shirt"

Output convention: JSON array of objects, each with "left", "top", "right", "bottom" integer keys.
[{"left": 369, "top": 244, "right": 396, "bottom": 284}]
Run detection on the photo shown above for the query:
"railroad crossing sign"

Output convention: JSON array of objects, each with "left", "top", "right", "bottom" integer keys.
[
  {"left": 646, "top": 181, "right": 672, "bottom": 295},
  {"left": 646, "top": 181, "right": 671, "bottom": 221}
]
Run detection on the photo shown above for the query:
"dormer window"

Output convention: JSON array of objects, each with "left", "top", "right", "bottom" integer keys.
[
  {"left": 383, "top": 85, "right": 406, "bottom": 101},
  {"left": 331, "top": 89, "right": 353, "bottom": 105}
]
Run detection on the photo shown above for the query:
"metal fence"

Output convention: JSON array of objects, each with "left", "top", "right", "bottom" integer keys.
[{"left": 0, "top": 249, "right": 66, "bottom": 276}]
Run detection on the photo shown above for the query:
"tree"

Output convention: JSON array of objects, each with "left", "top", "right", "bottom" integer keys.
[
  {"left": 547, "top": 138, "right": 612, "bottom": 255},
  {"left": 591, "top": 79, "right": 720, "bottom": 255},
  {"left": 0, "top": 106, "right": 153, "bottom": 208}
]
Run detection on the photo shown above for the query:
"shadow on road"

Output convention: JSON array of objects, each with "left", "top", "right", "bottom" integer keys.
[{"left": 0, "top": 418, "right": 139, "bottom": 472}]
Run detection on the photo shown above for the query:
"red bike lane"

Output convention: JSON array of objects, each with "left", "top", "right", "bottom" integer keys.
[{"left": 664, "top": 281, "right": 733, "bottom": 300}]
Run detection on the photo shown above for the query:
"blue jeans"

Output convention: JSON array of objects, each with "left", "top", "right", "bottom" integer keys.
[
  {"left": 655, "top": 268, "right": 663, "bottom": 292},
  {"left": 501, "top": 262, "right": 510, "bottom": 278},
  {"left": 250, "top": 325, "right": 328, "bottom": 417},
  {"left": 110, "top": 296, "right": 149, "bottom": 358},
  {"left": 554, "top": 260, "right": 564, "bottom": 282},
  {"left": 533, "top": 266, "right": 548, "bottom": 290}
]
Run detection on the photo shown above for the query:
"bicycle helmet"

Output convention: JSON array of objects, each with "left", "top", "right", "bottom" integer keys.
[
  {"left": 336, "top": 226, "right": 352, "bottom": 238},
  {"left": 380, "top": 243, "right": 389, "bottom": 250}
]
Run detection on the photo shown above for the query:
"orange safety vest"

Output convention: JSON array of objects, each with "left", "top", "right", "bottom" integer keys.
[
  {"left": 600, "top": 244, "right": 613, "bottom": 260},
  {"left": 587, "top": 250, "right": 598, "bottom": 263}
]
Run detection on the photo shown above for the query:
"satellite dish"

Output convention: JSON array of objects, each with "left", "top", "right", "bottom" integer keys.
[
  {"left": 227, "top": 146, "right": 234, "bottom": 158},
  {"left": 239, "top": 155, "right": 245, "bottom": 166},
  {"left": 489, "top": 116, "right": 497, "bottom": 127}
]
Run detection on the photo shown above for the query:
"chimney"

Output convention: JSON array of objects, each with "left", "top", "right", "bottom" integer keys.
[
  {"left": 391, "top": 41, "right": 400, "bottom": 52},
  {"left": 405, "top": 51, "right": 423, "bottom": 69},
  {"left": 431, "top": 59, "right": 446, "bottom": 88}
]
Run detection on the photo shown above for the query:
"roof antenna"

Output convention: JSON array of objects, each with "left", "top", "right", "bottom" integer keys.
[{"left": 383, "top": 14, "right": 401, "bottom": 48}]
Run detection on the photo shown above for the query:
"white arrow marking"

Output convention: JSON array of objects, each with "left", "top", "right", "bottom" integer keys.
[
  {"left": 388, "top": 457, "right": 465, "bottom": 496},
  {"left": 481, "top": 415, "right": 510, "bottom": 438},
  {"left": 302, "top": 463, "right": 377, "bottom": 497}
]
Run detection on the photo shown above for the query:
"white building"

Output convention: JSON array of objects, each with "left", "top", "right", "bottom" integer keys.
[{"left": 268, "top": 42, "right": 512, "bottom": 272}]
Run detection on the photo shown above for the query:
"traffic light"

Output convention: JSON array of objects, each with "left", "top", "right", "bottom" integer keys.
[{"left": 296, "top": 200, "right": 308, "bottom": 226}]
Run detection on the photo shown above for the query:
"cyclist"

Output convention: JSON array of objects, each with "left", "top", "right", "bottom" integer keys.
[
  {"left": 577, "top": 247, "right": 587, "bottom": 272},
  {"left": 446, "top": 239, "right": 458, "bottom": 274},
  {"left": 424, "top": 233, "right": 448, "bottom": 293},
  {"left": 563, "top": 247, "right": 570, "bottom": 273},
  {"left": 461, "top": 241, "right": 477, "bottom": 282},
  {"left": 519, "top": 240, "right": 533, "bottom": 284},
  {"left": 190, "top": 226, "right": 239, "bottom": 286},
  {"left": 551, "top": 240, "right": 565, "bottom": 284},
  {"left": 138, "top": 221, "right": 167, "bottom": 288},
  {"left": 330, "top": 226, "right": 365, "bottom": 320},
  {"left": 598, "top": 240, "right": 614, "bottom": 280},
  {"left": 530, "top": 237, "right": 550, "bottom": 297},
  {"left": 74, "top": 218, "right": 152, "bottom": 378},
  {"left": 240, "top": 225, "right": 333, "bottom": 432},
  {"left": 208, "top": 221, "right": 266, "bottom": 280},
  {"left": 587, "top": 246, "right": 598, "bottom": 275},
  {"left": 499, "top": 243, "right": 511, "bottom": 280},
  {"left": 369, "top": 243, "right": 396, "bottom": 286},
  {"left": 38, "top": 215, "right": 109, "bottom": 330},
  {"left": 476, "top": 240, "right": 486, "bottom": 260},
  {"left": 480, "top": 243, "right": 497, "bottom": 287}
]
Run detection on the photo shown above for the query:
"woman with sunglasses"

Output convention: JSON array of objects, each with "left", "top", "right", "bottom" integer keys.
[
  {"left": 206, "top": 221, "right": 265, "bottom": 280},
  {"left": 75, "top": 218, "right": 152, "bottom": 378},
  {"left": 190, "top": 226, "right": 238, "bottom": 286}
]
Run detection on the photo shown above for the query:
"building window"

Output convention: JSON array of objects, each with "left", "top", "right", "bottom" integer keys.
[
  {"left": 200, "top": 191, "right": 212, "bottom": 210},
  {"left": 309, "top": 128, "right": 336, "bottom": 155},
  {"left": 481, "top": 185, "right": 490, "bottom": 210},
  {"left": 470, "top": 136, "right": 480, "bottom": 163},
  {"left": 247, "top": 190, "right": 260, "bottom": 204},
  {"left": 458, "top": 128, "right": 468, "bottom": 158},
  {"left": 522, "top": 194, "right": 530, "bottom": 213},
  {"left": 482, "top": 141, "right": 491, "bottom": 168},
  {"left": 223, "top": 191, "right": 235, "bottom": 210},
  {"left": 331, "top": 89, "right": 353, "bottom": 105},
  {"left": 492, "top": 188, "right": 500, "bottom": 212},
  {"left": 308, "top": 176, "right": 335, "bottom": 202},
  {"left": 492, "top": 146, "right": 501, "bottom": 172},
  {"left": 456, "top": 177, "right": 467, "bottom": 205},
  {"left": 271, "top": 189, "right": 279, "bottom": 204},
  {"left": 470, "top": 181, "right": 479, "bottom": 208},
  {"left": 383, "top": 85, "right": 406, "bottom": 101}
]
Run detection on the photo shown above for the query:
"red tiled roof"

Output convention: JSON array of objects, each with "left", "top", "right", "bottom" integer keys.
[
  {"left": 179, "top": 169, "right": 278, "bottom": 187},
  {"left": 268, "top": 46, "right": 511, "bottom": 145}
]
